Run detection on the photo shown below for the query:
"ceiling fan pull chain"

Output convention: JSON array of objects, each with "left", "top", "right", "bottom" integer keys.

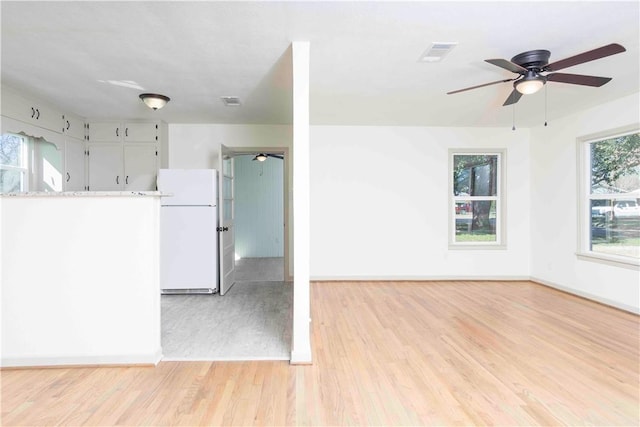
[
  {"left": 512, "top": 103, "right": 516, "bottom": 131},
  {"left": 544, "top": 85, "right": 548, "bottom": 127}
]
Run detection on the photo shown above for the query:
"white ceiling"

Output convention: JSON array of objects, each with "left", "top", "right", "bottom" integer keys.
[{"left": 2, "top": 1, "right": 638, "bottom": 128}]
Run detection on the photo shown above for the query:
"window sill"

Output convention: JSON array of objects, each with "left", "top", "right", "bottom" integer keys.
[
  {"left": 449, "top": 244, "right": 507, "bottom": 251},
  {"left": 576, "top": 252, "right": 640, "bottom": 270}
]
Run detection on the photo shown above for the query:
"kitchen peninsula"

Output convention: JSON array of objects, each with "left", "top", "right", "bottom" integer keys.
[{"left": 1, "top": 191, "right": 164, "bottom": 367}]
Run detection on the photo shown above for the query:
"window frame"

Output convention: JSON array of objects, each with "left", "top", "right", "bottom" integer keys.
[
  {"left": 448, "top": 148, "right": 506, "bottom": 249},
  {"left": 0, "top": 133, "right": 30, "bottom": 192},
  {"left": 577, "top": 127, "right": 640, "bottom": 268}
]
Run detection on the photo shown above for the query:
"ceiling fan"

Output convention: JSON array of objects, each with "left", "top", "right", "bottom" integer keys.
[
  {"left": 252, "top": 153, "right": 283, "bottom": 162},
  {"left": 447, "top": 43, "right": 626, "bottom": 106}
]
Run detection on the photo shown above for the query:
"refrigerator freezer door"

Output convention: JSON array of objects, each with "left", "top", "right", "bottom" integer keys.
[
  {"left": 158, "top": 169, "right": 217, "bottom": 206},
  {"left": 161, "top": 206, "right": 218, "bottom": 291}
]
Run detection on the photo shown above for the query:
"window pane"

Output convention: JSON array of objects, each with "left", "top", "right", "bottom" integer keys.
[
  {"left": 590, "top": 133, "right": 640, "bottom": 194},
  {"left": 453, "top": 155, "right": 497, "bottom": 196},
  {"left": 0, "top": 134, "right": 25, "bottom": 167},
  {"left": 0, "top": 169, "right": 24, "bottom": 192},
  {"left": 455, "top": 200, "right": 497, "bottom": 242},
  {"left": 590, "top": 199, "right": 640, "bottom": 258},
  {"left": 223, "top": 199, "right": 233, "bottom": 221}
]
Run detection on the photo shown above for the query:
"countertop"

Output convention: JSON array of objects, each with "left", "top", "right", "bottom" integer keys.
[{"left": 0, "top": 191, "right": 168, "bottom": 197}]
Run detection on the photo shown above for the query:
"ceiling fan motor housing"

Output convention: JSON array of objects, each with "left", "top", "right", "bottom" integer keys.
[{"left": 511, "top": 49, "right": 551, "bottom": 70}]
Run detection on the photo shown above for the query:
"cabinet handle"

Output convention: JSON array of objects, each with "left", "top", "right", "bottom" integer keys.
[
  {"left": 125, "top": 176, "right": 129, "bottom": 185},
  {"left": 125, "top": 128, "right": 128, "bottom": 137},
  {"left": 116, "top": 128, "right": 119, "bottom": 137},
  {"left": 66, "top": 172, "right": 70, "bottom": 182},
  {"left": 36, "top": 109, "right": 40, "bottom": 119},
  {"left": 31, "top": 107, "right": 35, "bottom": 118},
  {"left": 116, "top": 176, "right": 119, "bottom": 185},
  {"left": 66, "top": 120, "right": 70, "bottom": 130}
]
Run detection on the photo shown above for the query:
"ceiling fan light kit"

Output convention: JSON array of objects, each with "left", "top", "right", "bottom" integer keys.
[
  {"left": 253, "top": 153, "right": 268, "bottom": 162},
  {"left": 515, "top": 72, "right": 546, "bottom": 95},
  {"left": 447, "top": 43, "right": 626, "bottom": 107},
  {"left": 139, "top": 93, "right": 170, "bottom": 110}
]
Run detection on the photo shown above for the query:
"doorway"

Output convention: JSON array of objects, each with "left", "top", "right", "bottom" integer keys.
[
  {"left": 161, "top": 146, "right": 291, "bottom": 361},
  {"left": 234, "top": 153, "right": 285, "bottom": 282}
]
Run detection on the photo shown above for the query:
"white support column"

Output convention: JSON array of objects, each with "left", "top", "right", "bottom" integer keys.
[{"left": 290, "top": 41, "right": 312, "bottom": 364}]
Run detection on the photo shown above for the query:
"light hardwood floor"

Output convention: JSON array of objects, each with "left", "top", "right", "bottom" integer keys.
[{"left": 2, "top": 281, "right": 639, "bottom": 426}]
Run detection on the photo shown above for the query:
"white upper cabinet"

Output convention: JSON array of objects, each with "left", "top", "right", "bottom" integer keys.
[
  {"left": 87, "top": 122, "right": 121, "bottom": 142},
  {"left": 88, "top": 122, "right": 158, "bottom": 143},
  {"left": 62, "top": 112, "right": 86, "bottom": 141},
  {"left": 124, "top": 145, "right": 158, "bottom": 190},
  {"left": 87, "top": 144, "right": 124, "bottom": 191},
  {"left": 64, "top": 138, "right": 86, "bottom": 191},
  {"left": 1, "top": 86, "right": 63, "bottom": 133},
  {"left": 123, "top": 123, "right": 158, "bottom": 142}
]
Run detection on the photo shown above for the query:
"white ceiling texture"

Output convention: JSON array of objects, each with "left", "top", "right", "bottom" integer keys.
[{"left": 1, "top": 1, "right": 638, "bottom": 128}]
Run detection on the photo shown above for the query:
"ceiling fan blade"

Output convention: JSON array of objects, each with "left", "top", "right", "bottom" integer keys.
[
  {"left": 545, "top": 43, "right": 625, "bottom": 72},
  {"left": 547, "top": 72, "right": 612, "bottom": 87},
  {"left": 447, "top": 78, "right": 515, "bottom": 95},
  {"left": 485, "top": 58, "right": 527, "bottom": 74},
  {"left": 502, "top": 89, "right": 522, "bottom": 106},
  {"left": 267, "top": 154, "right": 284, "bottom": 160}
]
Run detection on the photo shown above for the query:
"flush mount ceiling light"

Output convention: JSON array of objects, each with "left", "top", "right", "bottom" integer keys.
[
  {"left": 139, "top": 93, "right": 170, "bottom": 110},
  {"left": 514, "top": 71, "right": 546, "bottom": 95},
  {"left": 253, "top": 153, "right": 268, "bottom": 162}
]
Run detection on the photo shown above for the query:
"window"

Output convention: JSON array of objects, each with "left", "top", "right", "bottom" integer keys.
[
  {"left": 0, "top": 133, "right": 29, "bottom": 192},
  {"left": 450, "top": 150, "right": 505, "bottom": 247},
  {"left": 580, "top": 131, "right": 640, "bottom": 263},
  {"left": 0, "top": 133, "right": 63, "bottom": 193}
]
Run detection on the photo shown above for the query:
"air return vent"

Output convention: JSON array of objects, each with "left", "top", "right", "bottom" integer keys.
[
  {"left": 419, "top": 42, "right": 458, "bottom": 62},
  {"left": 221, "top": 96, "right": 242, "bottom": 106}
]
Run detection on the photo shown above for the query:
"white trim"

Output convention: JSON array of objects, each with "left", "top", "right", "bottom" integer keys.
[
  {"left": 163, "top": 356, "right": 290, "bottom": 362},
  {"left": 576, "top": 252, "right": 639, "bottom": 269},
  {"left": 310, "top": 275, "right": 530, "bottom": 281},
  {"left": 531, "top": 276, "right": 640, "bottom": 314},
  {"left": 290, "top": 348, "right": 313, "bottom": 365},
  {"left": 576, "top": 126, "right": 640, "bottom": 265},
  {"left": 0, "top": 349, "right": 163, "bottom": 368},
  {"left": 448, "top": 149, "right": 506, "bottom": 248},
  {"left": 1, "top": 116, "right": 64, "bottom": 149}
]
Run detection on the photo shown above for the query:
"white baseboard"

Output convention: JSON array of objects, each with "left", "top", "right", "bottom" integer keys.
[
  {"left": 530, "top": 276, "right": 639, "bottom": 315},
  {"left": 290, "top": 348, "right": 312, "bottom": 365},
  {"left": 1, "top": 348, "right": 163, "bottom": 368},
  {"left": 310, "top": 275, "right": 531, "bottom": 282}
]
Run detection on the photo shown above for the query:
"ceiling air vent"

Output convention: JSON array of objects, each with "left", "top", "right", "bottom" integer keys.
[
  {"left": 419, "top": 42, "right": 458, "bottom": 62},
  {"left": 221, "top": 96, "right": 242, "bottom": 107}
]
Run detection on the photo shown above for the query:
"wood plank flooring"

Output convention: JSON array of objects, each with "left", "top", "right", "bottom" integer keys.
[{"left": 2, "top": 281, "right": 639, "bottom": 426}]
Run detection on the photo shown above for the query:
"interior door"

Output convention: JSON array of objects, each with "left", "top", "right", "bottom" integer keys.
[{"left": 218, "top": 144, "right": 236, "bottom": 295}]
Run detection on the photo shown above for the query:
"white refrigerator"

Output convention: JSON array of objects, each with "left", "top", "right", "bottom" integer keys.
[{"left": 158, "top": 169, "right": 218, "bottom": 294}]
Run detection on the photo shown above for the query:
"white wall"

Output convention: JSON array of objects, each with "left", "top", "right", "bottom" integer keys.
[
  {"left": 168, "top": 124, "right": 293, "bottom": 277},
  {"left": 530, "top": 93, "right": 640, "bottom": 313},
  {"left": 309, "top": 125, "right": 531, "bottom": 279},
  {"left": 168, "top": 124, "right": 292, "bottom": 169},
  {"left": 1, "top": 194, "right": 162, "bottom": 367}
]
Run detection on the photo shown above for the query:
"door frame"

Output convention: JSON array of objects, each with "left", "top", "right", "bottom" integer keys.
[{"left": 226, "top": 146, "right": 291, "bottom": 282}]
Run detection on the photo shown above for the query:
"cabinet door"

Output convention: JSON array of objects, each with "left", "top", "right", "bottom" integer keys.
[
  {"left": 124, "top": 145, "right": 158, "bottom": 190},
  {"left": 1, "top": 88, "right": 63, "bottom": 133},
  {"left": 63, "top": 113, "right": 86, "bottom": 141},
  {"left": 123, "top": 123, "right": 157, "bottom": 142},
  {"left": 64, "top": 138, "right": 85, "bottom": 191},
  {"left": 88, "top": 122, "right": 121, "bottom": 143},
  {"left": 87, "top": 144, "right": 123, "bottom": 190}
]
